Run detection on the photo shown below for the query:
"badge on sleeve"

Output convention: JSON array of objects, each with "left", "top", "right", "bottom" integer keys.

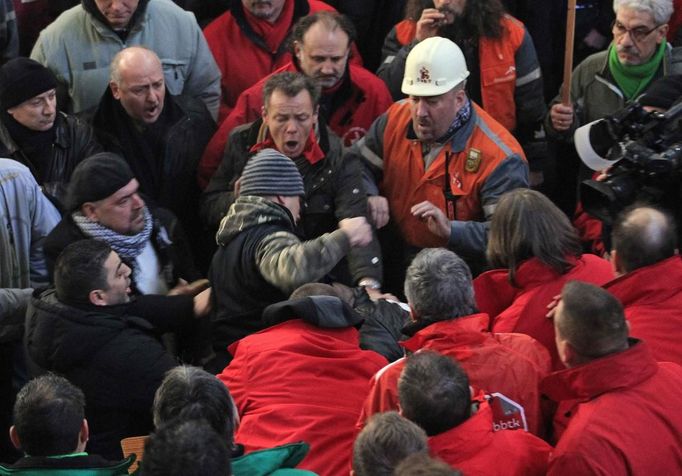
[{"left": 465, "top": 148, "right": 481, "bottom": 173}]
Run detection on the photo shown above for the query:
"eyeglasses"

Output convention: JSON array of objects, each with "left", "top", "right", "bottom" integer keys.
[{"left": 612, "top": 20, "right": 662, "bottom": 43}]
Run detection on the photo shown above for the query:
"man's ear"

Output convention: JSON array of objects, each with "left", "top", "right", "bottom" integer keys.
[
  {"left": 76, "top": 419, "right": 89, "bottom": 453},
  {"left": 9, "top": 426, "right": 20, "bottom": 450},
  {"left": 293, "top": 41, "right": 303, "bottom": 61},
  {"left": 610, "top": 249, "right": 624, "bottom": 275},
  {"left": 110, "top": 81, "right": 121, "bottom": 100},
  {"left": 81, "top": 202, "right": 98, "bottom": 222},
  {"left": 89, "top": 289, "right": 107, "bottom": 306}
]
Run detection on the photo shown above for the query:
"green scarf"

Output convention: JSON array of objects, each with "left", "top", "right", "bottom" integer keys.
[{"left": 609, "top": 40, "right": 667, "bottom": 100}]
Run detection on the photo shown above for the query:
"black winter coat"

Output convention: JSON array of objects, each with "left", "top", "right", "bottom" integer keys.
[{"left": 24, "top": 290, "right": 194, "bottom": 460}]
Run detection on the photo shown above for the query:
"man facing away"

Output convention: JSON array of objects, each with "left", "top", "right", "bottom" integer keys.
[
  {"left": 543, "top": 280, "right": 682, "bottom": 474},
  {"left": 0, "top": 374, "right": 133, "bottom": 475}
]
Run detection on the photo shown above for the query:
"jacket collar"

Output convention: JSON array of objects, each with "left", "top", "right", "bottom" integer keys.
[
  {"left": 541, "top": 339, "right": 658, "bottom": 403},
  {"left": 401, "top": 313, "right": 491, "bottom": 351},
  {"left": 428, "top": 401, "right": 495, "bottom": 461},
  {"left": 230, "top": 0, "right": 309, "bottom": 57},
  {"left": 604, "top": 255, "right": 682, "bottom": 306}
]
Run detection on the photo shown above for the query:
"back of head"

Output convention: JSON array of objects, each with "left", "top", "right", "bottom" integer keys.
[
  {"left": 54, "top": 239, "right": 112, "bottom": 305},
  {"left": 353, "top": 411, "right": 428, "bottom": 476},
  {"left": 291, "top": 10, "right": 357, "bottom": 51},
  {"left": 65, "top": 152, "right": 135, "bottom": 211},
  {"left": 13, "top": 374, "right": 85, "bottom": 456},
  {"left": 613, "top": 0, "right": 674, "bottom": 25},
  {"left": 404, "top": 248, "right": 476, "bottom": 322},
  {"left": 394, "top": 452, "right": 462, "bottom": 476},
  {"left": 487, "top": 189, "right": 582, "bottom": 284},
  {"left": 153, "top": 366, "right": 236, "bottom": 443},
  {"left": 139, "top": 419, "right": 231, "bottom": 476},
  {"left": 263, "top": 71, "right": 321, "bottom": 109},
  {"left": 398, "top": 351, "right": 470, "bottom": 436},
  {"left": 611, "top": 206, "right": 676, "bottom": 273},
  {"left": 239, "top": 148, "right": 304, "bottom": 198},
  {"left": 557, "top": 281, "right": 629, "bottom": 362},
  {"left": 402, "top": 36, "right": 469, "bottom": 97},
  {"left": 0, "top": 57, "right": 57, "bottom": 110}
]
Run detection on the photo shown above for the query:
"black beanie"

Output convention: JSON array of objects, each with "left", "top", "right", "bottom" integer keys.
[
  {"left": 638, "top": 75, "right": 682, "bottom": 110},
  {"left": 240, "top": 148, "right": 305, "bottom": 197},
  {"left": 66, "top": 153, "right": 135, "bottom": 211},
  {"left": 0, "top": 58, "right": 58, "bottom": 110}
]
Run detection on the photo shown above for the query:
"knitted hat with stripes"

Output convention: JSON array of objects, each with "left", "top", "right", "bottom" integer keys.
[{"left": 240, "top": 148, "right": 305, "bottom": 197}]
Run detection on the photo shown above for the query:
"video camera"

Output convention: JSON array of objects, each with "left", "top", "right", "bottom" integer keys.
[{"left": 575, "top": 99, "right": 682, "bottom": 225}]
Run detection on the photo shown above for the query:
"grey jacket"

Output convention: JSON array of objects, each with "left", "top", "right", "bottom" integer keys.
[
  {"left": 30, "top": 0, "right": 221, "bottom": 120},
  {"left": 0, "top": 159, "right": 60, "bottom": 341},
  {"left": 545, "top": 45, "right": 682, "bottom": 140}
]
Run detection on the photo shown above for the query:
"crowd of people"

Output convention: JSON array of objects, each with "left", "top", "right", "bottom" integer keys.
[{"left": 2, "top": 0, "right": 682, "bottom": 474}]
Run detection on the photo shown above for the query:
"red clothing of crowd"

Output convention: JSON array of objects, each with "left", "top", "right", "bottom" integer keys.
[
  {"left": 218, "top": 318, "right": 386, "bottom": 476},
  {"left": 203, "top": 0, "right": 336, "bottom": 122},
  {"left": 358, "top": 313, "right": 551, "bottom": 436},
  {"left": 542, "top": 341, "right": 682, "bottom": 475},
  {"left": 474, "top": 255, "right": 614, "bottom": 369},
  {"left": 428, "top": 399, "right": 551, "bottom": 476},
  {"left": 605, "top": 256, "right": 682, "bottom": 366}
]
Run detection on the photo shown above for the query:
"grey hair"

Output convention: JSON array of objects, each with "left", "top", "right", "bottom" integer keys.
[
  {"left": 110, "top": 46, "right": 162, "bottom": 84},
  {"left": 613, "top": 0, "right": 674, "bottom": 25},
  {"left": 404, "top": 248, "right": 477, "bottom": 322}
]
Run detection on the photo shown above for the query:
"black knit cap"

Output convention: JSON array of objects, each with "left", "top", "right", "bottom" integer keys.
[
  {"left": 0, "top": 58, "right": 57, "bottom": 110},
  {"left": 66, "top": 152, "right": 135, "bottom": 211},
  {"left": 638, "top": 75, "right": 682, "bottom": 110},
  {"left": 240, "top": 148, "right": 305, "bottom": 197}
]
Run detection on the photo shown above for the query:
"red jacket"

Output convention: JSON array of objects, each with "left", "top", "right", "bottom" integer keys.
[
  {"left": 358, "top": 314, "right": 551, "bottom": 436},
  {"left": 542, "top": 341, "right": 682, "bottom": 475},
  {"left": 476, "top": 255, "right": 614, "bottom": 369},
  {"left": 429, "top": 400, "right": 551, "bottom": 475},
  {"left": 198, "top": 61, "right": 392, "bottom": 187},
  {"left": 605, "top": 256, "right": 682, "bottom": 366},
  {"left": 218, "top": 319, "right": 386, "bottom": 476},
  {"left": 203, "top": 0, "right": 337, "bottom": 122}
]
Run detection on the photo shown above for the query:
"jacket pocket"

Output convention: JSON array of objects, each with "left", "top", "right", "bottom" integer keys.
[{"left": 161, "top": 58, "right": 188, "bottom": 95}]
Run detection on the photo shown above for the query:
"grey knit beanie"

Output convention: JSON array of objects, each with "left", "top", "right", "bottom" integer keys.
[{"left": 240, "top": 149, "right": 305, "bottom": 197}]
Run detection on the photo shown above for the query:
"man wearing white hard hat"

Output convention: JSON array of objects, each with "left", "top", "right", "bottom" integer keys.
[{"left": 349, "top": 36, "right": 528, "bottom": 290}]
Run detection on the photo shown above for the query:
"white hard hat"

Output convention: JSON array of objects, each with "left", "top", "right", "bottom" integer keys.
[{"left": 402, "top": 36, "right": 470, "bottom": 97}]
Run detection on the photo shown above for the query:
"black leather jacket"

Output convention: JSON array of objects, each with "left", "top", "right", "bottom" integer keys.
[{"left": 0, "top": 112, "right": 102, "bottom": 209}]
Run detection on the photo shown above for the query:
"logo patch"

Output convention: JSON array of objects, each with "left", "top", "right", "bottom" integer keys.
[
  {"left": 465, "top": 148, "right": 481, "bottom": 173},
  {"left": 418, "top": 66, "right": 431, "bottom": 83}
]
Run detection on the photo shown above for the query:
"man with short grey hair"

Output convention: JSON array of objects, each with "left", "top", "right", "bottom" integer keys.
[
  {"left": 359, "top": 247, "right": 550, "bottom": 436},
  {"left": 546, "top": 0, "right": 682, "bottom": 207}
]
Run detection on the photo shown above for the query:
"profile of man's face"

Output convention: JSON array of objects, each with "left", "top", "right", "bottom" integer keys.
[
  {"left": 97, "top": 251, "right": 132, "bottom": 306},
  {"left": 82, "top": 179, "right": 146, "bottom": 236}
]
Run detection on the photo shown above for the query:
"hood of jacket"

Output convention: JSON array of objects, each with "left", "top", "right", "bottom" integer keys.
[
  {"left": 82, "top": 0, "right": 150, "bottom": 32},
  {"left": 262, "top": 295, "right": 364, "bottom": 329},
  {"left": 215, "top": 195, "right": 295, "bottom": 247},
  {"left": 231, "top": 442, "right": 312, "bottom": 476},
  {"left": 25, "top": 288, "right": 154, "bottom": 372}
]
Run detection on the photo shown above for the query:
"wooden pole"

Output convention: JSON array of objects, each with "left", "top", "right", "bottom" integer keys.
[{"left": 561, "top": 0, "right": 578, "bottom": 105}]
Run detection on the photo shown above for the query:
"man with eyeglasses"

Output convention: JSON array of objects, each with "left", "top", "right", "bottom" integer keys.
[{"left": 545, "top": 0, "right": 682, "bottom": 188}]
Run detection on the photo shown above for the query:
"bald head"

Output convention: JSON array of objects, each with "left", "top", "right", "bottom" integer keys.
[
  {"left": 611, "top": 207, "right": 676, "bottom": 274},
  {"left": 109, "top": 47, "right": 165, "bottom": 124}
]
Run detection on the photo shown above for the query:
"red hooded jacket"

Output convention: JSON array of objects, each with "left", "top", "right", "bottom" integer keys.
[
  {"left": 358, "top": 314, "right": 551, "bottom": 436},
  {"left": 605, "top": 256, "right": 682, "bottom": 365},
  {"left": 542, "top": 341, "right": 682, "bottom": 475},
  {"left": 475, "top": 255, "right": 614, "bottom": 369}
]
